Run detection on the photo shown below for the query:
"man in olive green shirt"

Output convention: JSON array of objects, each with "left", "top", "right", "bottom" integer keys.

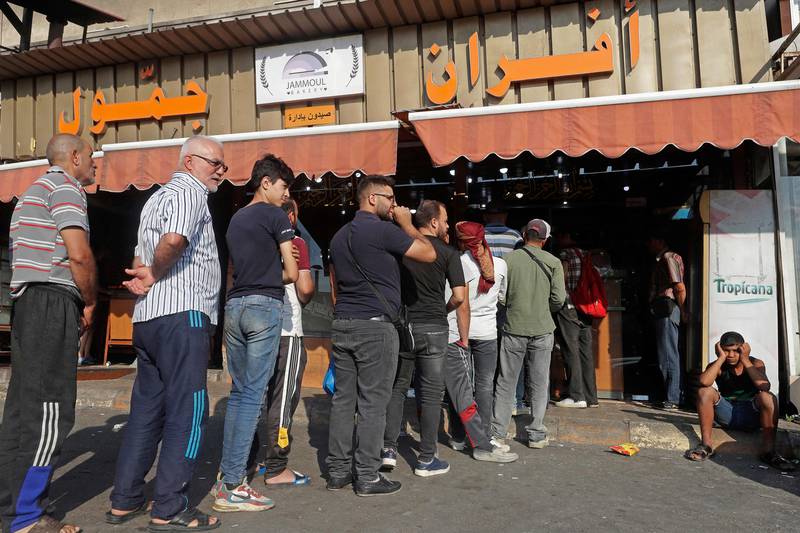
[{"left": 491, "top": 219, "right": 566, "bottom": 448}]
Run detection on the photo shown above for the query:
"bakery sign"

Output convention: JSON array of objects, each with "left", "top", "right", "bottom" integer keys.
[{"left": 255, "top": 34, "right": 364, "bottom": 105}]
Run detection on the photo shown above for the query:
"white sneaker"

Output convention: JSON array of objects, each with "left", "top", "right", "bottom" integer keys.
[
  {"left": 489, "top": 437, "right": 510, "bottom": 452},
  {"left": 555, "top": 398, "right": 587, "bottom": 408},
  {"left": 449, "top": 439, "right": 467, "bottom": 451}
]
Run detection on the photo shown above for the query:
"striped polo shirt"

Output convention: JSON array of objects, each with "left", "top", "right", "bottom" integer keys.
[
  {"left": 132, "top": 171, "right": 221, "bottom": 325},
  {"left": 9, "top": 166, "right": 89, "bottom": 299},
  {"left": 485, "top": 223, "right": 523, "bottom": 259}
]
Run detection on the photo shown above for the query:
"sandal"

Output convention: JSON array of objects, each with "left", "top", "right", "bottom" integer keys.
[
  {"left": 148, "top": 508, "right": 221, "bottom": 532},
  {"left": 29, "top": 515, "right": 81, "bottom": 533},
  {"left": 759, "top": 452, "right": 797, "bottom": 471},
  {"left": 685, "top": 443, "right": 714, "bottom": 462},
  {"left": 264, "top": 469, "right": 311, "bottom": 487},
  {"left": 105, "top": 501, "right": 149, "bottom": 525}
]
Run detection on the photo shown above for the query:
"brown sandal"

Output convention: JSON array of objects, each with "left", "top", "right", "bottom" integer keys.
[
  {"left": 29, "top": 515, "right": 81, "bottom": 533},
  {"left": 685, "top": 443, "right": 714, "bottom": 462}
]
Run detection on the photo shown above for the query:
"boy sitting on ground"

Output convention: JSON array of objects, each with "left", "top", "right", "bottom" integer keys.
[{"left": 685, "top": 331, "right": 795, "bottom": 470}]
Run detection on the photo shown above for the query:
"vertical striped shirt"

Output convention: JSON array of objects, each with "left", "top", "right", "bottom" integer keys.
[
  {"left": 132, "top": 171, "right": 221, "bottom": 324},
  {"left": 9, "top": 166, "right": 89, "bottom": 299},
  {"left": 484, "top": 223, "right": 523, "bottom": 259}
]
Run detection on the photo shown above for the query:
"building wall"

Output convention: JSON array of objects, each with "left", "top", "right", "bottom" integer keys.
[{"left": 0, "top": 0, "right": 771, "bottom": 160}]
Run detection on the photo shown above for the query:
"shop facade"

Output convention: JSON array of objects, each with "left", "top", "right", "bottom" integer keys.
[{"left": 0, "top": 0, "right": 797, "bottom": 402}]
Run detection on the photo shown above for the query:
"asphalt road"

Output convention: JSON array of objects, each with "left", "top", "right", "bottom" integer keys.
[{"left": 16, "top": 407, "right": 800, "bottom": 532}]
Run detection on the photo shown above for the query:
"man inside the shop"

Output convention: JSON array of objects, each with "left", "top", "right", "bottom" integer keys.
[
  {"left": 107, "top": 135, "right": 225, "bottom": 530},
  {"left": 491, "top": 219, "right": 566, "bottom": 449},
  {"left": 327, "top": 176, "right": 435, "bottom": 496},
  {"left": 553, "top": 229, "right": 599, "bottom": 409},
  {"left": 0, "top": 134, "right": 97, "bottom": 533},
  {"left": 381, "top": 200, "right": 466, "bottom": 477},
  {"left": 214, "top": 154, "right": 298, "bottom": 512},
  {"left": 483, "top": 201, "right": 528, "bottom": 415},
  {"left": 647, "top": 229, "right": 686, "bottom": 411},
  {"left": 247, "top": 197, "right": 314, "bottom": 488},
  {"left": 686, "top": 331, "right": 794, "bottom": 471}
]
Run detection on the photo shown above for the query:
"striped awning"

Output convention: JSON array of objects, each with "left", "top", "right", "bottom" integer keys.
[
  {"left": 409, "top": 81, "right": 800, "bottom": 165},
  {"left": 0, "top": 121, "right": 399, "bottom": 201}
]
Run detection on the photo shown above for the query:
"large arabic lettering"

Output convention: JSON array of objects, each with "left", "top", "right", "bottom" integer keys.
[
  {"left": 58, "top": 80, "right": 209, "bottom": 135},
  {"left": 425, "top": 2, "right": 641, "bottom": 104}
]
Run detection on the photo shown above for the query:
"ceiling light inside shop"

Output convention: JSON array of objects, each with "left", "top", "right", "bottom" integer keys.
[
  {"left": 499, "top": 167, "right": 508, "bottom": 175},
  {"left": 467, "top": 177, "right": 473, "bottom": 184},
  {"left": 449, "top": 169, "right": 456, "bottom": 176},
  {"left": 481, "top": 204, "right": 486, "bottom": 208},
  {"left": 314, "top": 176, "right": 323, "bottom": 183},
  {"left": 623, "top": 185, "right": 630, "bottom": 192},
  {"left": 340, "top": 209, "right": 346, "bottom": 215},
  {"left": 410, "top": 209, "right": 417, "bottom": 214},
  {"left": 355, "top": 172, "right": 362, "bottom": 178},
  {"left": 515, "top": 192, "right": 524, "bottom": 199},
  {"left": 305, "top": 186, "right": 311, "bottom": 191},
  {"left": 562, "top": 201, "right": 568, "bottom": 205}
]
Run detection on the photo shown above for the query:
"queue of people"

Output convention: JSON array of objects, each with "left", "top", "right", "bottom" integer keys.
[{"left": 0, "top": 133, "right": 790, "bottom": 533}]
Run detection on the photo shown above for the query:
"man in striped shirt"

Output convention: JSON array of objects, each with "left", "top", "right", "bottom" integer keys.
[
  {"left": 482, "top": 204, "right": 523, "bottom": 259},
  {"left": 107, "top": 136, "right": 223, "bottom": 531},
  {"left": 0, "top": 134, "right": 97, "bottom": 533}
]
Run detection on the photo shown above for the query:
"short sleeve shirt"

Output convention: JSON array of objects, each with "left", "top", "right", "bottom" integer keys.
[
  {"left": 330, "top": 210, "right": 413, "bottom": 320},
  {"left": 227, "top": 202, "right": 295, "bottom": 301},
  {"left": 282, "top": 236, "right": 311, "bottom": 336},
  {"left": 132, "top": 172, "right": 222, "bottom": 324},
  {"left": 651, "top": 249, "right": 684, "bottom": 301},
  {"left": 402, "top": 236, "right": 465, "bottom": 325},
  {"left": 9, "top": 166, "right": 89, "bottom": 299}
]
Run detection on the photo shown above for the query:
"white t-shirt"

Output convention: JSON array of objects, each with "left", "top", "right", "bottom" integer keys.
[{"left": 445, "top": 253, "right": 507, "bottom": 343}]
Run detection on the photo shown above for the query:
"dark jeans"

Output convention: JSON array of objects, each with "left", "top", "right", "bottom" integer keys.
[
  {"left": 0, "top": 286, "right": 80, "bottom": 533},
  {"left": 110, "top": 311, "right": 211, "bottom": 520},
  {"left": 384, "top": 323, "right": 447, "bottom": 462},
  {"left": 555, "top": 307, "right": 597, "bottom": 404},
  {"left": 326, "top": 319, "right": 398, "bottom": 481}
]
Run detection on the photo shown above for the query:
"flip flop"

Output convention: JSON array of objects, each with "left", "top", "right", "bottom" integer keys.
[
  {"left": 685, "top": 443, "right": 714, "bottom": 462},
  {"left": 264, "top": 469, "right": 311, "bottom": 487},
  {"left": 105, "top": 501, "right": 149, "bottom": 525},
  {"left": 148, "top": 508, "right": 220, "bottom": 532},
  {"left": 29, "top": 515, "right": 81, "bottom": 533}
]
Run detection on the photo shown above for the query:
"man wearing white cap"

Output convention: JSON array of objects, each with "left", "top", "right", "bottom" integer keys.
[{"left": 491, "top": 219, "right": 566, "bottom": 449}]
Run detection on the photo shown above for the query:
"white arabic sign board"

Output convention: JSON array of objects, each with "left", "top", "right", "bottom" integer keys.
[
  {"left": 255, "top": 35, "right": 364, "bottom": 105},
  {"left": 708, "top": 190, "right": 779, "bottom": 397}
]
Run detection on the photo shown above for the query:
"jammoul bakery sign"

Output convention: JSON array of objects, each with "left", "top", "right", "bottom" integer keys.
[{"left": 255, "top": 34, "right": 365, "bottom": 105}]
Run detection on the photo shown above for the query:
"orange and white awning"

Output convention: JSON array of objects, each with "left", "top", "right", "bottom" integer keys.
[
  {"left": 0, "top": 121, "right": 399, "bottom": 201},
  {"left": 409, "top": 81, "right": 800, "bottom": 166}
]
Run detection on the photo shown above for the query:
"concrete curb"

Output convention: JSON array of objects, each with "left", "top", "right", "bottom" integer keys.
[{"left": 1, "top": 377, "right": 799, "bottom": 458}]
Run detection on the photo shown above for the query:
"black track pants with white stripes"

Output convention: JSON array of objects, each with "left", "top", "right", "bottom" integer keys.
[
  {"left": 249, "top": 336, "right": 307, "bottom": 479},
  {"left": 0, "top": 285, "right": 80, "bottom": 533}
]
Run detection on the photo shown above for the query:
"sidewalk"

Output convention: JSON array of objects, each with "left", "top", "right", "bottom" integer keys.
[{"left": 1, "top": 369, "right": 798, "bottom": 457}]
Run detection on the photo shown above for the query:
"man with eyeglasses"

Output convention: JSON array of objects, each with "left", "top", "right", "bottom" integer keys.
[
  {"left": 326, "top": 176, "right": 435, "bottom": 496},
  {"left": 107, "top": 136, "right": 225, "bottom": 531}
]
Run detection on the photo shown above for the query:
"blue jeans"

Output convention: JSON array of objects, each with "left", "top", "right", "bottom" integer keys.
[
  {"left": 654, "top": 305, "right": 681, "bottom": 404},
  {"left": 220, "top": 295, "right": 283, "bottom": 485}
]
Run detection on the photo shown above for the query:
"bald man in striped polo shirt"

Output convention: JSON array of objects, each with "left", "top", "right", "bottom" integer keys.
[{"left": 0, "top": 134, "right": 97, "bottom": 533}]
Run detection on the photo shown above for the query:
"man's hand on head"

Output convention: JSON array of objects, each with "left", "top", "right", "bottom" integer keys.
[
  {"left": 740, "top": 342, "right": 752, "bottom": 363},
  {"left": 714, "top": 341, "right": 724, "bottom": 360}
]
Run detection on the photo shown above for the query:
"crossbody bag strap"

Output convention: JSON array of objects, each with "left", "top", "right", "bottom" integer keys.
[
  {"left": 521, "top": 247, "right": 553, "bottom": 284},
  {"left": 346, "top": 223, "right": 397, "bottom": 320}
]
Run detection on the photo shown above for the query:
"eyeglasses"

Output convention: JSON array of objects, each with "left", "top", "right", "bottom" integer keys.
[
  {"left": 372, "top": 192, "right": 396, "bottom": 203},
  {"left": 191, "top": 153, "right": 228, "bottom": 174}
]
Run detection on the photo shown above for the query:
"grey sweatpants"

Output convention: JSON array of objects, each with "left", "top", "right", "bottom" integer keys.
[
  {"left": 491, "top": 332, "right": 554, "bottom": 443},
  {"left": 444, "top": 343, "right": 492, "bottom": 452}
]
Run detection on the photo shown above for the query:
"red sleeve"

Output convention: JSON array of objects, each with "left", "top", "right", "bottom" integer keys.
[{"left": 294, "top": 236, "right": 311, "bottom": 270}]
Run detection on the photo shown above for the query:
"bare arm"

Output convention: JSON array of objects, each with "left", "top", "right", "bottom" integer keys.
[
  {"left": 279, "top": 240, "right": 299, "bottom": 285},
  {"left": 152, "top": 233, "right": 188, "bottom": 280},
  {"left": 455, "top": 294, "right": 470, "bottom": 345},
  {"left": 393, "top": 207, "right": 436, "bottom": 263},
  {"left": 446, "top": 285, "right": 466, "bottom": 313},
  {"left": 741, "top": 344, "right": 770, "bottom": 391},
  {"left": 61, "top": 227, "right": 97, "bottom": 309},
  {"left": 698, "top": 357, "right": 726, "bottom": 387},
  {"left": 329, "top": 265, "right": 337, "bottom": 306},
  {"left": 295, "top": 270, "right": 315, "bottom": 305}
]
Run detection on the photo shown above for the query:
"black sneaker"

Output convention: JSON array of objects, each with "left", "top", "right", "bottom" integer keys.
[
  {"left": 354, "top": 474, "right": 402, "bottom": 497},
  {"left": 326, "top": 474, "right": 353, "bottom": 491}
]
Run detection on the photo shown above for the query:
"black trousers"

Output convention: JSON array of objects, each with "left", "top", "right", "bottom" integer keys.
[
  {"left": 0, "top": 285, "right": 81, "bottom": 533},
  {"left": 555, "top": 307, "right": 598, "bottom": 404},
  {"left": 249, "top": 335, "right": 308, "bottom": 478},
  {"left": 110, "top": 311, "right": 211, "bottom": 520}
]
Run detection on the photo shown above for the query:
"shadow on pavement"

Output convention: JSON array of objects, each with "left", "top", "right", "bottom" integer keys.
[{"left": 709, "top": 442, "right": 800, "bottom": 498}]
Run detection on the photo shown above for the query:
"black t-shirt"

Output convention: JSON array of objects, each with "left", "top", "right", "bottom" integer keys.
[
  {"left": 402, "top": 236, "right": 465, "bottom": 325},
  {"left": 330, "top": 210, "right": 414, "bottom": 319},
  {"left": 716, "top": 356, "right": 762, "bottom": 401},
  {"left": 226, "top": 202, "right": 294, "bottom": 301}
]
